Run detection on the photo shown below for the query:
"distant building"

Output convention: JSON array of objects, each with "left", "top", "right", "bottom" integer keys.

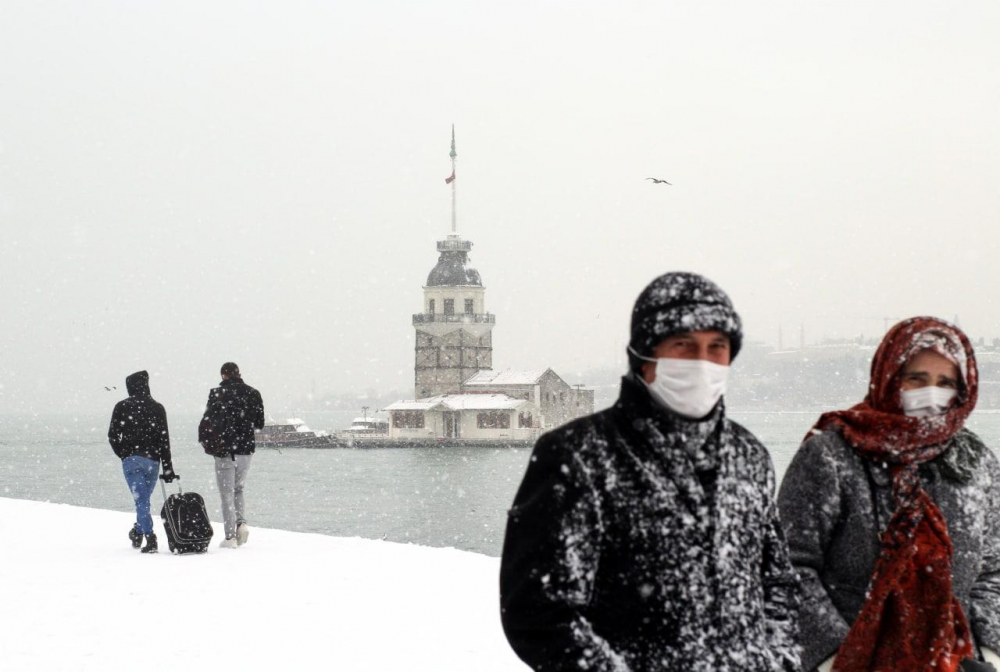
[
  {"left": 412, "top": 234, "right": 494, "bottom": 399},
  {"left": 385, "top": 131, "right": 594, "bottom": 440},
  {"left": 387, "top": 229, "right": 594, "bottom": 440},
  {"left": 462, "top": 368, "right": 594, "bottom": 430},
  {"left": 384, "top": 394, "right": 540, "bottom": 441}
]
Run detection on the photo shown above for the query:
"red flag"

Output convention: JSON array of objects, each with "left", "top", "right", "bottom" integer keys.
[{"left": 445, "top": 170, "right": 455, "bottom": 185}]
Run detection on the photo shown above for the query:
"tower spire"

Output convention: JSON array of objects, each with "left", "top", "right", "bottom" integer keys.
[{"left": 450, "top": 124, "right": 457, "bottom": 234}]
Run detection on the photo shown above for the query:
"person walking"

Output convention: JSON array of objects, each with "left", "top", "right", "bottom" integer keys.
[
  {"left": 500, "top": 272, "right": 801, "bottom": 671},
  {"left": 108, "top": 370, "right": 177, "bottom": 554},
  {"left": 200, "top": 362, "right": 264, "bottom": 549},
  {"left": 778, "top": 317, "right": 1000, "bottom": 672}
]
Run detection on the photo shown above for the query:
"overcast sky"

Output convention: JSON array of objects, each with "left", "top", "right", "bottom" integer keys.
[{"left": 2, "top": 1, "right": 998, "bottom": 416}]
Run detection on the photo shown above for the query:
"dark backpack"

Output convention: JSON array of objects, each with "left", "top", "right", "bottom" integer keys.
[{"left": 198, "top": 394, "right": 230, "bottom": 457}]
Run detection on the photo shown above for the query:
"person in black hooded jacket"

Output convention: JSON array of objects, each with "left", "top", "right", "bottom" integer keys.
[
  {"left": 108, "top": 370, "right": 176, "bottom": 553},
  {"left": 201, "top": 362, "right": 265, "bottom": 549},
  {"left": 499, "top": 272, "right": 801, "bottom": 672}
]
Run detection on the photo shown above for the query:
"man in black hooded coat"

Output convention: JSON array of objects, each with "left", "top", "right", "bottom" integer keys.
[
  {"left": 499, "top": 272, "right": 801, "bottom": 671},
  {"left": 108, "top": 370, "right": 176, "bottom": 553},
  {"left": 201, "top": 362, "right": 265, "bottom": 548}
]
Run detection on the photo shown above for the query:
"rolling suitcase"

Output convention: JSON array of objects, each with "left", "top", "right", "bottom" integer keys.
[{"left": 160, "top": 481, "right": 214, "bottom": 554}]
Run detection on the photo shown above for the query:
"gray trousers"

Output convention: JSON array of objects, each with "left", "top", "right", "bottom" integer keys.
[{"left": 214, "top": 454, "right": 252, "bottom": 539}]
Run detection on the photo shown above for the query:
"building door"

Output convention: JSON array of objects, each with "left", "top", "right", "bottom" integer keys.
[{"left": 444, "top": 412, "right": 461, "bottom": 438}]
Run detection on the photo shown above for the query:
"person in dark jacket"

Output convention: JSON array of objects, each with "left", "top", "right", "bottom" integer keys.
[
  {"left": 500, "top": 272, "right": 801, "bottom": 672},
  {"left": 202, "top": 362, "right": 264, "bottom": 549},
  {"left": 108, "top": 370, "right": 176, "bottom": 553},
  {"left": 778, "top": 317, "right": 1000, "bottom": 672}
]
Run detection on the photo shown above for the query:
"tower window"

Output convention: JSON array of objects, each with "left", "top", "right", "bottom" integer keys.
[
  {"left": 444, "top": 299, "right": 455, "bottom": 315},
  {"left": 428, "top": 299, "right": 435, "bottom": 314},
  {"left": 465, "top": 299, "right": 474, "bottom": 314}
]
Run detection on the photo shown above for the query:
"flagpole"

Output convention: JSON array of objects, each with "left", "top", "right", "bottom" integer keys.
[{"left": 450, "top": 124, "right": 457, "bottom": 235}]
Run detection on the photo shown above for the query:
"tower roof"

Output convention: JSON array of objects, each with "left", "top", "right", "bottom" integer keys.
[{"left": 426, "top": 235, "right": 482, "bottom": 287}]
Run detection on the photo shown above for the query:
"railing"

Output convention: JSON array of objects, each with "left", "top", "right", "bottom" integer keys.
[
  {"left": 437, "top": 238, "right": 472, "bottom": 252},
  {"left": 412, "top": 313, "right": 496, "bottom": 325}
]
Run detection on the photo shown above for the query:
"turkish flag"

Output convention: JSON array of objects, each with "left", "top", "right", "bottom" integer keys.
[{"left": 445, "top": 170, "right": 455, "bottom": 184}]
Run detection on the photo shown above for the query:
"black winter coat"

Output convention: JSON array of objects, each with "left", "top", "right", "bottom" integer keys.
[
  {"left": 202, "top": 378, "right": 265, "bottom": 456},
  {"left": 500, "top": 376, "right": 801, "bottom": 672},
  {"left": 107, "top": 371, "right": 174, "bottom": 472},
  {"left": 778, "top": 429, "right": 1000, "bottom": 671}
]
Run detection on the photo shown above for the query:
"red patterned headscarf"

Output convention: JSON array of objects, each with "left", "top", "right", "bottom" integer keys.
[{"left": 810, "top": 317, "right": 979, "bottom": 672}]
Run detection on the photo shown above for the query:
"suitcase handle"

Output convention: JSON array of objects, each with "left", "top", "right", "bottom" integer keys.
[{"left": 160, "top": 480, "right": 184, "bottom": 502}]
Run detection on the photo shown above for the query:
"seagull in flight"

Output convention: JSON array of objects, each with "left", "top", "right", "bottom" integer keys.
[
  {"left": 104, "top": 386, "right": 116, "bottom": 392},
  {"left": 646, "top": 177, "right": 672, "bottom": 185}
]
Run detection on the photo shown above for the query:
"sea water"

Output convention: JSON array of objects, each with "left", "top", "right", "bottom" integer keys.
[{"left": 3, "top": 410, "right": 999, "bottom": 557}]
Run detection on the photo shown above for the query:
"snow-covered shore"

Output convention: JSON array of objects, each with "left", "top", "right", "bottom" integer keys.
[{"left": 0, "top": 497, "right": 527, "bottom": 671}]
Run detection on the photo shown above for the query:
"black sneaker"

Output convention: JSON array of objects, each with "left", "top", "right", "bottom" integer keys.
[
  {"left": 129, "top": 526, "right": 142, "bottom": 549},
  {"left": 141, "top": 533, "right": 158, "bottom": 554}
]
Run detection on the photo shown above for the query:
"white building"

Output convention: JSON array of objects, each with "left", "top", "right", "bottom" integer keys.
[
  {"left": 385, "top": 228, "right": 594, "bottom": 441},
  {"left": 462, "top": 368, "right": 595, "bottom": 430},
  {"left": 385, "top": 131, "right": 593, "bottom": 441},
  {"left": 384, "top": 394, "right": 540, "bottom": 440}
]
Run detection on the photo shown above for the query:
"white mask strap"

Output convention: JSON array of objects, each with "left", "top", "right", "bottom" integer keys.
[{"left": 628, "top": 345, "right": 657, "bottom": 363}]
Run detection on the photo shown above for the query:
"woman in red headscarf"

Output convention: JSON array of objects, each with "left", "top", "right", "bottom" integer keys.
[{"left": 778, "top": 317, "right": 1000, "bottom": 672}]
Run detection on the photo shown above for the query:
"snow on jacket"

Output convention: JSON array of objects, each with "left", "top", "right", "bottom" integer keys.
[
  {"left": 107, "top": 370, "right": 174, "bottom": 472},
  {"left": 202, "top": 378, "right": 265, "bottom": 456},
  {"left": 500, "top": 375, "right": 801, "bottom": 672},
  {"left": 777, "top": 428, "right": 1000, "bottom": 671}
]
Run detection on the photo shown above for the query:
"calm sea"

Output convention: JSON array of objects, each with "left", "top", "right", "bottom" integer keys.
[{"left": 3, "top": 409, "right": 999, "bottom": 557}]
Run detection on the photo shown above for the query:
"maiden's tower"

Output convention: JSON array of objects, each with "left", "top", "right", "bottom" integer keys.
[{"left": 384, "top": 128, "right": 594, "bottom": 441}]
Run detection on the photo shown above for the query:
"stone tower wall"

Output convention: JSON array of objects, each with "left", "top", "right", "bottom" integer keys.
[{"left": 414, "top": 328, "right": 493, "bottom": 398}]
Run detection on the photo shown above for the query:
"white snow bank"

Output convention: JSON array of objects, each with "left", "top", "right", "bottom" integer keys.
[{"left": 0, "top": 498, "right": 527, "bottom": 672}]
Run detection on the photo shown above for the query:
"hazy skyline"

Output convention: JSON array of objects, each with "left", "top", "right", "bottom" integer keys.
[{"left": 2, "top": 1, "right": 999, "bottom": 416}]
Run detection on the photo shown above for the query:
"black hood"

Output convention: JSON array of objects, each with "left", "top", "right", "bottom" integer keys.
[{"left": 126, "top": 371, "right": 151, "bottom": 398}]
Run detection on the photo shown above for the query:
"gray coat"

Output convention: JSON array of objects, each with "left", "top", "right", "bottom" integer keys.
[{"left": 777, "top": 428, "right": 1000, "bottom": 671}]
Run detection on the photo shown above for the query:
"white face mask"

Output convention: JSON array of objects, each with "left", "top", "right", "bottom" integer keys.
[
  {"left": 900, "top": 386, "right": 957, "bottom": 418},
  {"left": 633, "top": 352, "right": 730, "bottom": 419}
]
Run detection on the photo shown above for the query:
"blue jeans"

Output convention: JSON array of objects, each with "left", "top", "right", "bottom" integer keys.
[{"left": 123, "top": 456, "right": 159, "bottom": 535}]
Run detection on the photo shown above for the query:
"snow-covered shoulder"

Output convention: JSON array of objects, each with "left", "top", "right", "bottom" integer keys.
[
  {"left": 725, "top": 417, "right": 782, "bottom": 488},
  {"left": 0, "top": 497, "right": 528, "bottom": 672},
  {"left": 527, "top": 410, "right": 615, "bottom": 469}
]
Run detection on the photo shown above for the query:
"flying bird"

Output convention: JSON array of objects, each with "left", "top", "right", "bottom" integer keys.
[
  {"left": 646, "top": 178, "right": 672, "bottom": 185},
  {"left": 104, "top": 386, "right": 116, "bottom": 391}
]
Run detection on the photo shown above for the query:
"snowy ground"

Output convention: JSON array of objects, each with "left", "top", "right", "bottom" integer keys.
[{"left": 0, "top": 498, "right": 528, "bottom": 671}]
